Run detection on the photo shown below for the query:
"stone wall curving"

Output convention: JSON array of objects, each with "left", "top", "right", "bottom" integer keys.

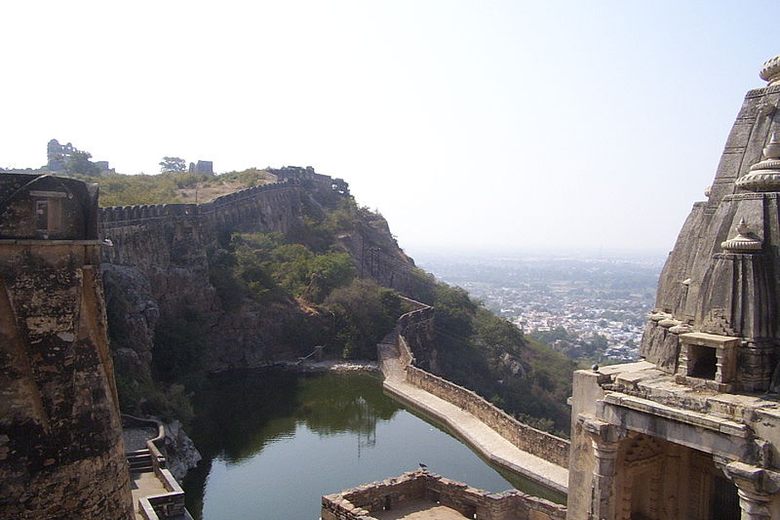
[{"left": 389, "top": 299, "right": 571, "bottom": 469}]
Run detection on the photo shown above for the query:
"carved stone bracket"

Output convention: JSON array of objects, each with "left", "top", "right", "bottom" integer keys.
[{"left": 715, "top": 459, "right": 780, "bottom": 519}]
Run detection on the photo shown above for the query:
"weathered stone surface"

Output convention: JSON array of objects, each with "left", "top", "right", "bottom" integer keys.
[
  {"left": 570, "top": 55, "right": 780, "bottom": 520},
  {"left": 162, "top": 420, "right": 201, "bottom": 481},
  {"left": 640, "top": 58, "right": 780, "bottom": 392},
  {"left": 322, "top": 470, "right": 566, "bottom": 520},
  {"left": 0, "top": 176, "right": 133, "bottom": 519},
  {"left": 99, "top": 172, "right": 422, "bottom": 379}
]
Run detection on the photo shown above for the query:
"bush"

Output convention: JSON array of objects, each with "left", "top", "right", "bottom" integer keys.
[{"left": 324, "top": 279, "right": 402, "bottom": 359}]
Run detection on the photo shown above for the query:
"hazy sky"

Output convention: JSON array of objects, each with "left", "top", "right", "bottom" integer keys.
[{"left": 2, "top": 1, "right": 778, "bottom": 256}]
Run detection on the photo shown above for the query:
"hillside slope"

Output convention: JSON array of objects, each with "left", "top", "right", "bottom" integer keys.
[{"left": 92, "top": 168, "right": 573, "bottom": 434}]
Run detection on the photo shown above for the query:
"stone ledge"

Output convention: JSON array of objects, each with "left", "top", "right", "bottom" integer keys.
[{"left": 602, "top": 393, "right": 749, "bottom": 438}]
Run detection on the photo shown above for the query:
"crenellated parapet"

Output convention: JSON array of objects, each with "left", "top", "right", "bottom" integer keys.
[{"left": 98, "top": 179, "right": 338, "bottom": 271}]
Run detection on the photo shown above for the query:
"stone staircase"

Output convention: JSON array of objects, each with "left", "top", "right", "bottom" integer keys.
[{"left": 127, "top": 448, "right": 154, "bottom": 474}]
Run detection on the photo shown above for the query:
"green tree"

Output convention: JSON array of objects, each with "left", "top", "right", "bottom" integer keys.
[
  {"left": 324, "top": 279, "right": 402, "bottom": 359},
  {"left": 65, "top": 150, "right": 100, "bottom": 176},
  {"left": 159, "top": 156, "right": 186, "bottom": 174}
]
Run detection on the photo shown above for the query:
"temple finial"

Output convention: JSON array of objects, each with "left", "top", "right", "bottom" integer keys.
[
  {"left": 735, "top": 133, "right": 780, "bottom": 192},
  {"left": 763, "top": 132, "right": 780, "bottom": 160},
  {"left": 721, "top": 217, "right": 762, "bottom": 252},
  {"left": 759, "top": 55, "right": 780, "bottom": 86}
]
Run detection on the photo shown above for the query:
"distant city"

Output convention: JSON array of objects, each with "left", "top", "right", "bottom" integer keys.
[{"left": 414, "top": 250, "right": 665, "bottom": 363}]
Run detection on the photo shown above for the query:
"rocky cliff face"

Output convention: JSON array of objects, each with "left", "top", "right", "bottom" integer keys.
[{"left": 100, "top": 176, "right": 421, "bottom": 383}]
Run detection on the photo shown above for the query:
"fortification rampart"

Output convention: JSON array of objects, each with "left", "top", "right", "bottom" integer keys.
[
  {"left": 99, "top": 181, "right": 304, "bottom": 269},
  {"left": 0, "top": 173, "right": 133, "bottom": 519},
  {"left": 99, "top": 180, "right": 299, "bottom": 227}
]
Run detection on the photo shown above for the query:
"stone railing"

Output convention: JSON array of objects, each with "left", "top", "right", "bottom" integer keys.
[
  {"left": 321, "top": 470, "right": 566, "bottom": 520},
  {"left": 405, "top": 367, "right": 570, "bottom": 467},
  {"left": 389, "top": 300, "right": 570, "bottom": 468},
  {"left": 122, "top": 413, "right": 165, "bottom": 462},
  {"left": 138, "top": 468, "right": 186, "bottom": 520},
  {"left": 122, "top": 415, "right": 188, "bottom": 520}
]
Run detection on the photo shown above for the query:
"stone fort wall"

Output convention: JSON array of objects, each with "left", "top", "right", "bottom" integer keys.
[
  {"left": 99, "top": 181, "right": 304, "bottom": 267},
  {"left": 98, "top": 176, "right": 419, "bottom": 301}
]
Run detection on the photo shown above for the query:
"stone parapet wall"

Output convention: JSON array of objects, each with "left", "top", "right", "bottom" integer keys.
[
  {"left": 322, "top": 471, "right": 566, "bottom": 520},
  {"left": 98, "top": 180, "right": 299, "bottom": 227},
  {"left": 139, "top": 467, "right": 186, "bottom": 520},
  {"left": 405, "top": 367, "right": 570, "bottom": 467},
  {"left": 99, "top": 182, "right": 304, "bottom": 273},
  {"left": 387, "top": 300, "right": 570, "bottom": 469}
]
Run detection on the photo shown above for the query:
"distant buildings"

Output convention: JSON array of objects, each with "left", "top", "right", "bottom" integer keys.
[{"left": 188, "top": 160, "right": 214, "bottom": 175}]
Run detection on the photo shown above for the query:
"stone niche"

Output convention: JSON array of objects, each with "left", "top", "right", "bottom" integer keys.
[
  {"left": 675, "top": 332, "right": 739, "bottom": 392},
  {"left": 0, "top": 173, "right": 99, "bottom": 240}
]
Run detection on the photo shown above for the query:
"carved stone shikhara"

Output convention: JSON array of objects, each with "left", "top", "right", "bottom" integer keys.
[{"left": 567, "top": 54, "right": 780, "bottom": 520}]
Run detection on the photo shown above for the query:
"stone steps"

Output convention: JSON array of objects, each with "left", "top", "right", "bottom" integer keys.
[{"left": 127, "top": 449, "right": 154, "bottom": 473}]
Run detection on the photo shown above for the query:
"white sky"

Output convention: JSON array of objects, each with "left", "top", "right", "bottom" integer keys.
[{"left": 1, "top": 1, "right": 778, "bottom": 256}]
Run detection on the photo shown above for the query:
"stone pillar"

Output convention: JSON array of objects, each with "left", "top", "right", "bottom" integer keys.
[
  {"left": 717, "top": 460, "right": 780, "bottom": 520},
  {"left": 591, "top": 439, "right": 619, "bottom": 520},
  {"left": 736, "top": 488, "right": 771, "bottom": 520},
  {"left": 581, "top": 416, "right": 624, "bottom": 520}
]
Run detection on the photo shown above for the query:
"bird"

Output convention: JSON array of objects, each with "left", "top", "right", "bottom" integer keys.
[{"left": 418, "top": 462, "right": 428, "bottom": 470}]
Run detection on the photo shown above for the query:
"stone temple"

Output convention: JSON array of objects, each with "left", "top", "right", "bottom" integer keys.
[{"left": 568, "top": 54, "right": 780, "bottom": 519}]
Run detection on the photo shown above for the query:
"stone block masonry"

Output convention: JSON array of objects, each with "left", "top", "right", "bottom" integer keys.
[
  {"left": 99, "top": 181, "right": 304, "bottom": 269},
  {"left": 378, "top": 299, "right": 569, "bottom": 496},
  {"left": 0, "top": 173, "right": 133, "bottom": 519},
  {"left": 405, "top": 367, "right": 570, "bottom": 468},
  {"left": 394, "top": 301, "right": 570, "bottom": 467},
  {"left": 322, "top": 470, "right": 566, "bottom": 520}
]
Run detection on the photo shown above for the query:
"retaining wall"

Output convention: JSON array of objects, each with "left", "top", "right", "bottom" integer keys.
[
  {"left": 322, "top": 470, "right": 566, "bottom": 520},
  {"left": 390, "top": 301, "right": 571, "bottom": 469},
  {"left": 405, "top": 367, "right": 570, "bottom": 467},
  {"left": 98, "top": 181, "right": 304, "bottom": 270}
]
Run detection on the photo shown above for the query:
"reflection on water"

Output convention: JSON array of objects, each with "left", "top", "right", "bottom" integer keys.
[{"left": 183, "top": 370, "right": 518, "bottom": 520}]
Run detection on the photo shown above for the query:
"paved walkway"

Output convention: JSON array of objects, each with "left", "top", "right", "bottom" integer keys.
[
  {"left": 378, "top": 337, "right": 569, "bottom": 495},
  {"left": 130, "top": 472, "right": 167, "bottom": 520},
  {"left": 123, "top": 426, "right": 157, "bottom": 452}
]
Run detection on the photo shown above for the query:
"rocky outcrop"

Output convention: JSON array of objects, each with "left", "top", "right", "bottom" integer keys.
[
  {"left": 102, "top": 264, "right": 160, "bottom": 379},
  {"left": 162, "top": 420, "right": 201, "bottom": 481}
]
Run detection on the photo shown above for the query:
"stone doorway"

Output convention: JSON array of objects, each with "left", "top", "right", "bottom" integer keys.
[{"left": 613, "top": 433, "right": 741, "bottom": 520}]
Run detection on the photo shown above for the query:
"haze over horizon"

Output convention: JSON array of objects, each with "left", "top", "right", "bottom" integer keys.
[{"left": 2, "top": 1, "right": 778, "bottom": 256}]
